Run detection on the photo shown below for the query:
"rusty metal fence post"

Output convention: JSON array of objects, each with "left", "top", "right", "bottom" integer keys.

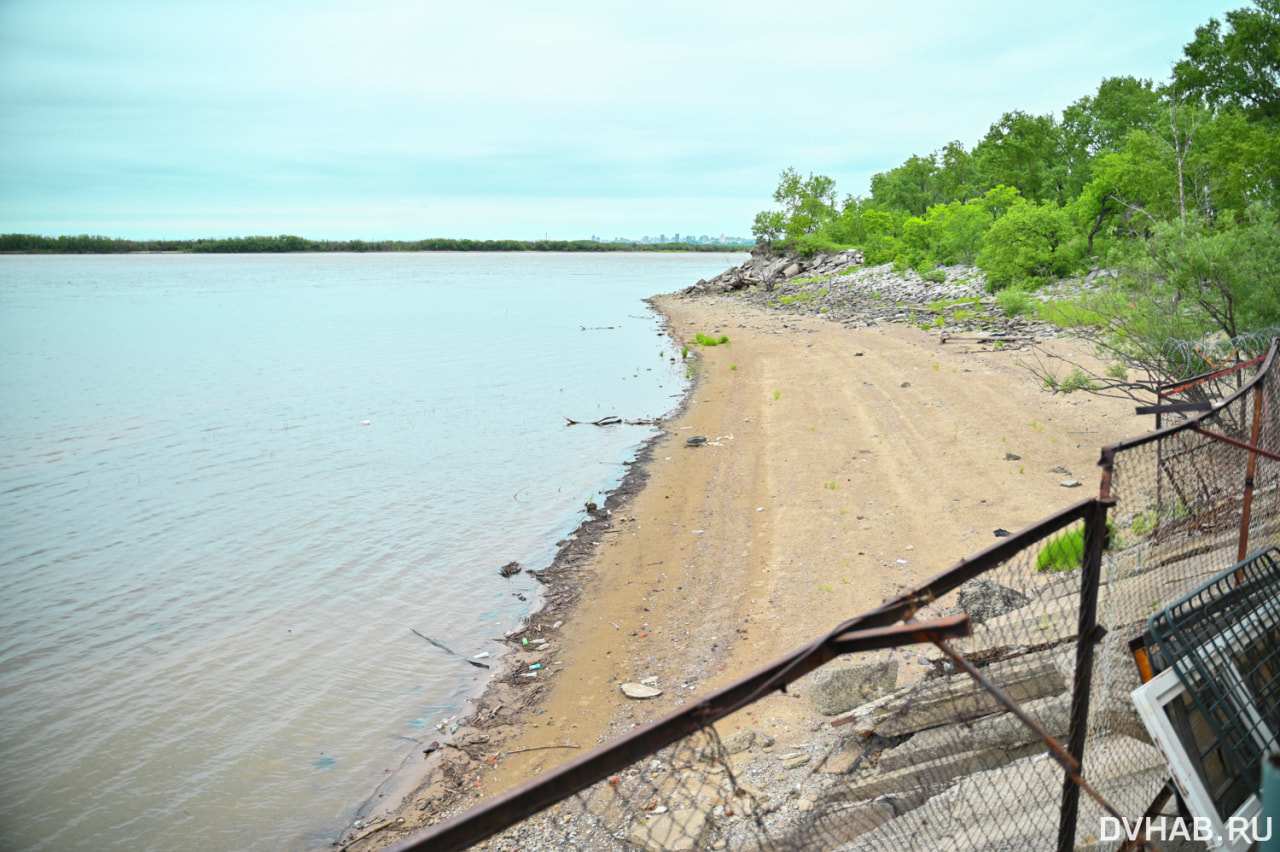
[
  {"left": 1057, "top": 497, "right": 1112, "bottom": 852},
  {"left": 1238, "top": 374, "right": 1267, "bottom": 561}
]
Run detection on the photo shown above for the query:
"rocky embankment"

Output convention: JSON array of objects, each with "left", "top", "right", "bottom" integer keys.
[{"left": 685, "top": 246, "right": 1116, "bottom": 340}]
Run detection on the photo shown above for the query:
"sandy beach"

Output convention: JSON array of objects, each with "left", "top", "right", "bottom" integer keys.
[{"left": 354, "top": 290, "right": 1149, "bottom": 850}]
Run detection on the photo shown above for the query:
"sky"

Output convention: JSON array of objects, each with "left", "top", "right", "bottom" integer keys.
[{"left": 0, "top": 0, "right": 1242, "bottom": 241}]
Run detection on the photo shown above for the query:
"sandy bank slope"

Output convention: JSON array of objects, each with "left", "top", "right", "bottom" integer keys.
[{"left": 361, "top": 293, "right": 1147, "bottom": 848}]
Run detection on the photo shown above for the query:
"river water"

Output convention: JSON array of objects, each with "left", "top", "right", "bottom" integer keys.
[{"left": 0, "top": 250, "right": 744, "bottom": 851}]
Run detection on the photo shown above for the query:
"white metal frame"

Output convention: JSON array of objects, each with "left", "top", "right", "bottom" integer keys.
[
  {"left": 1131, "top": 614, "right": 1269, "bottom": 849},
  {"left": 1132, "top": 668, "right": 1260, "bottom": 851}
]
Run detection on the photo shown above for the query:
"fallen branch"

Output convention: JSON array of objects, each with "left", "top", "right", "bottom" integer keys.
[
  {"left": 563, "top": 415, "right": 660, "bottom": 426},
  {"left": 564, "top": 415, "right": 622, "bottom": 426},
  {"left": 338, "top": 818, "right": 399, "bottom": 851},
  {"left": 411, "top": 629, "right": 490, "bottom": 669},
  {"left": 939, "top": 335, "right": 1030, "bottom": 345},
  {"left": 502, "top": 743, "right": 580, "bottom": 757}
]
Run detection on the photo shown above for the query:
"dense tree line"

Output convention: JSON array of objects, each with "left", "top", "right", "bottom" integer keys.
[
  {"left": 753, "top": 0, "right": 1280, "bottom": 369},
  {"left": 0, "top": 234, "right": 739, "bottom": 254}
]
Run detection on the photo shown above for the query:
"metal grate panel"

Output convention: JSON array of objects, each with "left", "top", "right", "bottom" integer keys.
[{"left": 1148, "top": 547, "right": 1280, "bottom": 802}]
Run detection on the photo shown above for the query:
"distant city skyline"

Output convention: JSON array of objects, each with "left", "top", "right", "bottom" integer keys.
[
  {"left": 0, "top": 0, "right": 1241, "bottom": 241},
  {"left": 593, "top": 233, "right": 753, "bottom": 246}
]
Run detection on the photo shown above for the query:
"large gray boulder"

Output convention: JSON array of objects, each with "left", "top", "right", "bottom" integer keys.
[
  {"left": 956, "top": 578, "right": 1031, "bottom": 625},
  {"left": 811, "top": 660, "right": 899, "bottom": 716}
]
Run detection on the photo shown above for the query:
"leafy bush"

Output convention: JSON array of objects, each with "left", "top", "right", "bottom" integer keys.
[
  {"left": 977, "top": 200, "right": 1078, "bottom": 289},
  {"left": 1045, "top": 366, "right": 1098, "bottom": 393},
  {"left": 996, "top": 288, "right": 1034, "bottom": 317},
  {"left": 692, "top": 333, "right": 729, "bottom": 346},
  {"left": 1037, "top": 299, "right": 1108, "bottom": 329}
]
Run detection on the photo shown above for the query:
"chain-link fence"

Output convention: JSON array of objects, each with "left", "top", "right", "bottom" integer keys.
[
  {"left": 373, "top": 339, "right": 1277, "bottom": 852},
  {"left": 1081, "top": 339, "right": 1280, "bottom": 849}
]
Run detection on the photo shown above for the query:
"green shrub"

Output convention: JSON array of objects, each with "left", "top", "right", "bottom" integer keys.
[
  {"left": 1131, "top": 510, "right": 1157, "bottom": 536},
  {"left": 977, "top": 200, "right": 1079, "bottom": 290},
  {"left": 790, "top": 233, "right": 846, "bottom": 257},
  {"left": 997, "top": 289, "right": 1034, "bottom": 317},
  {"left": 692, "top": 333, "right": 730, "bottom": 346},
  {"left": 1046, "top": 366, "right": 1098, "bottom": 393},
  {"left": 1038, "top": 300, "right": 1107, "bottom": 329}
]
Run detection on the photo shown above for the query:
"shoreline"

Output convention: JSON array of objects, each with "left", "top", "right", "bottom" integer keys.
[
  {"left": 345, "top": 285, "right": 1150, "bottom": 851},
  {"left": 339, "top": 297, "right": 701, "bottom": 837}
]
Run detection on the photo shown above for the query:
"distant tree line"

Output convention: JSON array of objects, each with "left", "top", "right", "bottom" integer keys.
[{"left": 0, "top": 233, "right": 740, "bottom": 254}]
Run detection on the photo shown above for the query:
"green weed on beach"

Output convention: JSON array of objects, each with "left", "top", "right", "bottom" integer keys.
[{"left": 1036, "top": 523, "right": 1119, "bottom": 573}]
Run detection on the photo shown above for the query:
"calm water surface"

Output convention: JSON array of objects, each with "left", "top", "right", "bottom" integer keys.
[{"left": 0, "top": 251, "right": 744, "bottom": 851}]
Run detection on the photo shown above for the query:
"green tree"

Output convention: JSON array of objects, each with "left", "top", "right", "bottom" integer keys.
[
  {"left": 772, "top": 167, "right": 838, "bottom": 239},
  {"left": 1139, "top": 203, "right": 1280, "bottom": 338},
  {"left": 973, "top": 111, "right": 1063, "bottom": 203},
  {"left": 1197, "top": 108, "right": 1280, "bottom": 217},
  {"left": 825, "top": 197, "right": 872, "bottom": 246},
  {"left": 977, "top": 200, "right": 1077, "bottom": 288},
  {"left": 1061, "top": 76, "right": 1163, "bottom": 157},
  {"left": 979, "top": 184, "right": 1024, "bottom": 220},
  {"left": 751, "top": 210, "right": 786, "bottom": 246},
  {"left": 859, "top": 208, "right": 906, "bottom": 265},
  {"left": 1172, "top": 0, "right": 1280, "bottom": 124},
  {"left": 1071, "top": 99, "right": 1209, "bottom": 240},
  {"left": 870, "top": 154, "right": 940, "bottom": 216},
  {"left": 929, "top": 201, "right": 993, "bottom": 265},
  {"left": 935, "top": 141, "right": 979, "bottom": 203}
]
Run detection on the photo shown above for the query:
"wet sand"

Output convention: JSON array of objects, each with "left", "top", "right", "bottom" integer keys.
[{"left": 353, "top": 292, "right": 1148, "bottom": 849}]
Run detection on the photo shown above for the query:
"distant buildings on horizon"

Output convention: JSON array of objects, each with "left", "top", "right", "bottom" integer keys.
[{"left": 587, "top": 233, "right": 754, "bottom": 246}]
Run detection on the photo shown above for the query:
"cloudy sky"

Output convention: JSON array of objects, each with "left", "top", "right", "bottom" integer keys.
[{"left": 0, "top": 0, "right": 1237, "bottom": 241}]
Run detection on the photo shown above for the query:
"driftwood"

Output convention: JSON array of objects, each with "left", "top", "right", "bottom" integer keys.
[
  {"left": 563, "top": 415, "right": 660, "bottom": 426},
  {"left": 411, "top": 629, "right": 490, "bottom": 669},
  {"left": 501, "top": 743, "right": 580, "bottom": 757},
  {"left": 939, "top": 335, "right": 1031, "bottom": 344},
  {"left": 338, "top": 818, "right": 398, "bottom": 851},
  {"left": 564, "top": 415, "right": 622, "bottom": 426}
]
